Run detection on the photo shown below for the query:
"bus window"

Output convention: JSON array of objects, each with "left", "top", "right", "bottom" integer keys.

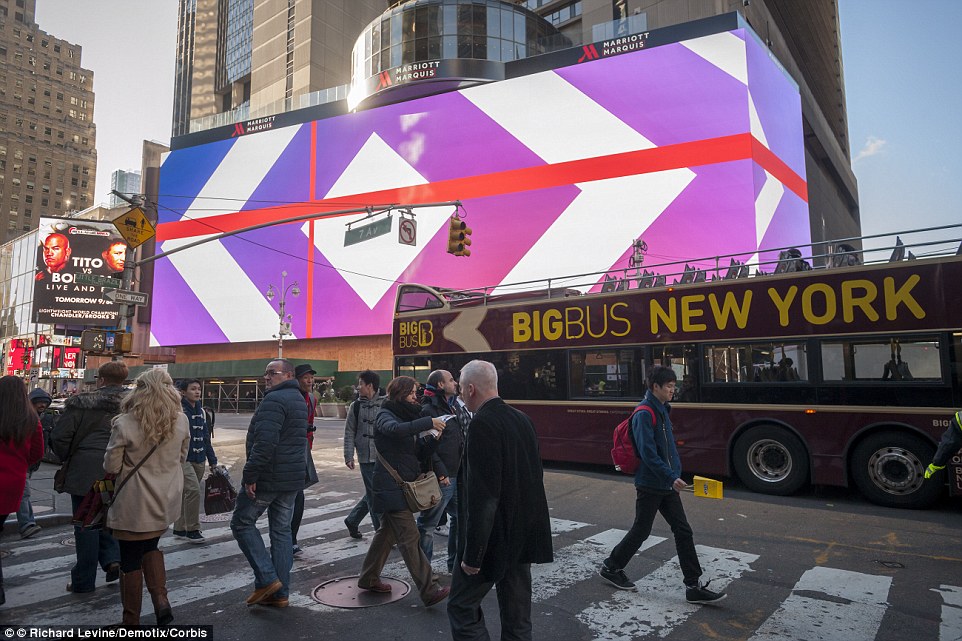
[
  {"left": 644, "top": 344, "right": 699, "bottom": 401},
  {"left": 396, "top": 356, "right": 433, "bottom": 382},
  {"left": 480, "top": 351, "right": 565, "bottom": 400},
  {"left": 704, "top": 342, "right": 808, "bottom": 383},
  {"left": 569, "top": 349, "right": 643, "bottom": 399},
  {"left": 396, "top": 285, "right": 445, "bottom": 312},
  {"left": 820, "top": 336, "right": 943, "bottom": 382}
]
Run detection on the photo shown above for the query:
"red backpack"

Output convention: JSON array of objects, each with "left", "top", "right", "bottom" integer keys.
[{"left": 611, "top": 403, "right": 656, "bottom": 475}]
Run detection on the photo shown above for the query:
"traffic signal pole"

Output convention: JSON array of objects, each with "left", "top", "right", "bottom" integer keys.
[{"left": 109, "top": 191, "right": 141, "bottom": 359}]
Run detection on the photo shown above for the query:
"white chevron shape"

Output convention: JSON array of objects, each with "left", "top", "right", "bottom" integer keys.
[
  {"left": 680, "top": 31, "right": 749, "bottom": 85},
  {"left": 160, "top": 126, "right": 302, "bottom": 342},
  {"left": 755, "top": 168, "right": 784, "bottom": 247},
  {"left": 462, "top": 70, "right": 692, "bottom": 292},
  {"left": 462, "top": 69, "right": 655, "bottom": 163},
  {"left": 749, "top": 88, "right": 769, "bottom": 146},
  {"left": 493, "top": 171, "right": 695, "bottom": 293},
  {"left": 303, "top": 133, "right": 455, "bottom": 309}
]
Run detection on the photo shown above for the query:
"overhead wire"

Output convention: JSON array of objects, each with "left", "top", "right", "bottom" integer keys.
[{"left": 147, "top": 197, "right": 400, "bottom": 284}]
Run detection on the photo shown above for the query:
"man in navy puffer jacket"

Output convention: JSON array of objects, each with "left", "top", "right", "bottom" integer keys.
[{"left": 230, "top": 359, "right": 308, "bottom": 609}]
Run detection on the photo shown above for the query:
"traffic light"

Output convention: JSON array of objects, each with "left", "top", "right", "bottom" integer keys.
[{"left": 446, "top": 215, "right": 472, "bottom": 257}]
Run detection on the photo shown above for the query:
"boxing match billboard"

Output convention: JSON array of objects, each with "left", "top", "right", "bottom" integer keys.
[
  {"left": 153, "top": 26, "right": 809, "bottom": 347},
  {"left": 31, "top": 217, "right": 127, "bottom": 325}
]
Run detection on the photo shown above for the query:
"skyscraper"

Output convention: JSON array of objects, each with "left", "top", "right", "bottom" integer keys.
[
  {"left": 108, "top": 169, "right": 141, "bottom": 208},
  {"left": 172, "top": 0, "right": 393, "bottom": 137},
  {"left": 0, "top": 0, "right": 97, "bottom": 243}
]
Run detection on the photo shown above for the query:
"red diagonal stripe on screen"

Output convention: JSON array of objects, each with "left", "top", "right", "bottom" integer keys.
[{"left": 156, "top": 133, "right": 806, "bottom": 242}]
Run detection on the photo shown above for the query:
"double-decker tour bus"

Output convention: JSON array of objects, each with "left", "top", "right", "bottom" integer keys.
[{"left": 392, "top": 228, "right": 962, "bottom": 509}]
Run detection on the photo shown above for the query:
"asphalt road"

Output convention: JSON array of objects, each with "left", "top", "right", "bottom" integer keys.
[{"left": 2, "top": 415, "right": 959, "bottom": 641}]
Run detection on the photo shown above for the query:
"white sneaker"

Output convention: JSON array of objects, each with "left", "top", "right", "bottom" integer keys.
[{"left": 434, "top": 524, "right": 449, "bottom": 537}]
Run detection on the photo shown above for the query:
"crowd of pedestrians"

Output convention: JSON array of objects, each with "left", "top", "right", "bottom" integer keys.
[{"left": 9, "top": 355, "right": 957, "bottom": 640}]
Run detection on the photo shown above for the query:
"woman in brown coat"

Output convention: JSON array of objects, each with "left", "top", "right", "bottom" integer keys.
[{"left": 104, "top": 368, "right": 189, "bottom": 626}]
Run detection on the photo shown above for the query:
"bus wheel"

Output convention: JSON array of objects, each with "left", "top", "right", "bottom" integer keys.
[
  {"left": 850, "top": 432, "right": 940, "bottom": 509},
  {"left": 733, "top": 426, "right": 809, "bottom": 496}
]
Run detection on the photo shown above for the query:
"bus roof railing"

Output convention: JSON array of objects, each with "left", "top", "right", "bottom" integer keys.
[{"left": 399, "top": 223, "right": 962, "bottom": 311}]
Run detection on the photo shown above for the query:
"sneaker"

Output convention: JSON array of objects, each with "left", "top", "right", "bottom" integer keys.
[
  {"left": 686, "top": 579, "right": 727, "bottom": 604},
  {"left": 185, "top": 530, "right": 205, "bottom": 544},
  {"left": 434, "top": 524, "right": 449, "bottom": 537},
  {"left": 172, "top": 530, "right": 188, "bottom": 539},
  {"left": 599, "top": 562, "right": 636, "bottom": 591},
  {"left": 292, "top": 544, "right": 303, "bottom": 557},
  {"left": 20, "top": 523, "right": 42, "bottom": 539}
]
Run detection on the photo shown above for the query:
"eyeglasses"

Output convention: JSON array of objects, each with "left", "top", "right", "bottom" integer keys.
[{"left": 264, "top": 370, "right": 283, "bottom": 377}]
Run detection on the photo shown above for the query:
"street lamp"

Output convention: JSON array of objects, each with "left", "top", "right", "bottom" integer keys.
[{"left": 266, "top": 270, "right": 300, "bottom": 358}]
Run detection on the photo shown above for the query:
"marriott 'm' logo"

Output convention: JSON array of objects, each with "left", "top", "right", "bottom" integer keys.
[
  {"left": 376, "top": 71, "right": 393, "bottom": 90},
  {"left": 231, "top": 123, "right": 246, "bottom": 137},
  {"left": 577, "top": 44, "right": 600, "bottom": 62}
]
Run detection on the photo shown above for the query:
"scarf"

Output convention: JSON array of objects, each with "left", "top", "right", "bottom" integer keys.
[{"left": 382, "top": 399, "right": 422, "bottom": 422}]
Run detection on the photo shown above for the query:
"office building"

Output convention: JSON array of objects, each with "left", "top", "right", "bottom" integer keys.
[
  {"left": 172, "top": 0, "right": 393, "bottom": 136},
  {"left": 0, "top": 0, "right": 97, "bottom": 244},
  {"left": 108, "top": 169, "right": 141, "bottom": 208}
]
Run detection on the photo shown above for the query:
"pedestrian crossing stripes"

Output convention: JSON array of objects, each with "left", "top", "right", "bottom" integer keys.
[{"left": 1, "top": 491, "right": 957, "bottom": 641}]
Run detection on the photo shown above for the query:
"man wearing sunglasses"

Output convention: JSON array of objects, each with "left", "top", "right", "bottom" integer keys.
[{"left": 230, "top": 359, "right": 308, "bottom": 609}]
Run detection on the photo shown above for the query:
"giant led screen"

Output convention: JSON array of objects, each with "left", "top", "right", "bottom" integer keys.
[{"left": 153, "top": 28, "right": 808, "bottom": 347}]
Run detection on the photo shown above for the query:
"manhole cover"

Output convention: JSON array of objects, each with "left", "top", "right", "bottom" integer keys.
[
  {"left": 200, "top": 513, "right": 233, "bottom": 523},
  {"left": 312, "top": 576, "right": 410, "bottom": 608},
  {"left": 61, "top": 537, "right": 76, "bottom": 546}
]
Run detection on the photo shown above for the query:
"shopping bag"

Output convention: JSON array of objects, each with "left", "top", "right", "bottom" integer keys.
[
  {"left": 683, "top": 476, "right": 724, "bottom": 499},
  {"left": 204, "top": 466, "right": 238, "bottom": 515},
  {"left": 72, "top": 474, "right": 117, "bottom": 530}
]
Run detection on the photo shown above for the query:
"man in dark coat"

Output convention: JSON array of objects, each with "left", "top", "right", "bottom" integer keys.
[
  {"left": 230, "top": 358, "right": 308, "bottom": 609},
  {"left": 448, "top": 360, "right": 553, "bottom": 641},
  {"left": 416, "top": 369, "right": 465, "bottom": 571},
  {"left": 51, "top": 361, "right": 127, "bottom": 593}
]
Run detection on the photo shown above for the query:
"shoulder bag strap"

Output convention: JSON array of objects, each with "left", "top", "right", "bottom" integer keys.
[
  {"left": 61, "top": 409, "right": 90, "bottom": 463},
  {"left": 109, "top": 442, "right": 160, "bottom": 502},
  {"left": 375, "top": 451, "right": 407, "bottom": 487}
]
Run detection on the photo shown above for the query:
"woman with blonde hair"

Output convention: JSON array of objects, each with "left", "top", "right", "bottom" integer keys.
[{"left": 104, "top": 368, "right": 189, "bottom": 626}]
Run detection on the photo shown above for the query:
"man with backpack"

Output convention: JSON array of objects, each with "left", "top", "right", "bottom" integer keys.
[
  {"left": 343, "top": 370, "right": 383, "bottom": 538},
  {"left": 600, "top": 365, "right": 726, "bottom": 604}
]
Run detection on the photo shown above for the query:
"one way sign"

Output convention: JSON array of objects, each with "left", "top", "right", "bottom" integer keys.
[{"left": 103, "top": 288, "right": 150, "bottom": 306}]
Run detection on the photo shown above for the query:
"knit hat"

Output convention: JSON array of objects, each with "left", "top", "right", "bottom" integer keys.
[{"left": 29, "top": 388, "right": 53, "bottom": 405}]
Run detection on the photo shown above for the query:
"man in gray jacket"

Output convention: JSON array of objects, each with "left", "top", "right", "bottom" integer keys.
[
  {"left": 230, "top": 358, "right": 308, "bottom": 609},
  {"left": 343, "top": 369, "right": 383, "bottom": 538}
]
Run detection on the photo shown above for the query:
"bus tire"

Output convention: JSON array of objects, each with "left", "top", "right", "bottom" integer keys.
[
  {"left": 732, "top": 425, "right": 809, "bottom": 496},
  {"left": 850, "top": 432, "right": 940, "bottom": 509}
]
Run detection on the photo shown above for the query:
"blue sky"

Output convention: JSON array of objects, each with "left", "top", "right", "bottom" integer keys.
[
  {"left": 839, "top": 0, "right": 962, "bottom": 252},
  {"left": 34, "top": 0, "right": 961, "bottom": 253}
]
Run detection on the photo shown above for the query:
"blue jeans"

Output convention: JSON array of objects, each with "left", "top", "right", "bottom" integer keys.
[
  {"left": 416, "top": 477, "right": 457, "bottom": 567},
  {"left": 70, "top": 494, "right": 120, "bottom": 592},
  {"left": 345, "top": 462, "right": 380, "bottom": 532},
  {"left": 230, "top": 489, "right": 297, "bottom": 598},
  {"left": 16, "top": 474, "right": 36, "bottom": 532}
]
